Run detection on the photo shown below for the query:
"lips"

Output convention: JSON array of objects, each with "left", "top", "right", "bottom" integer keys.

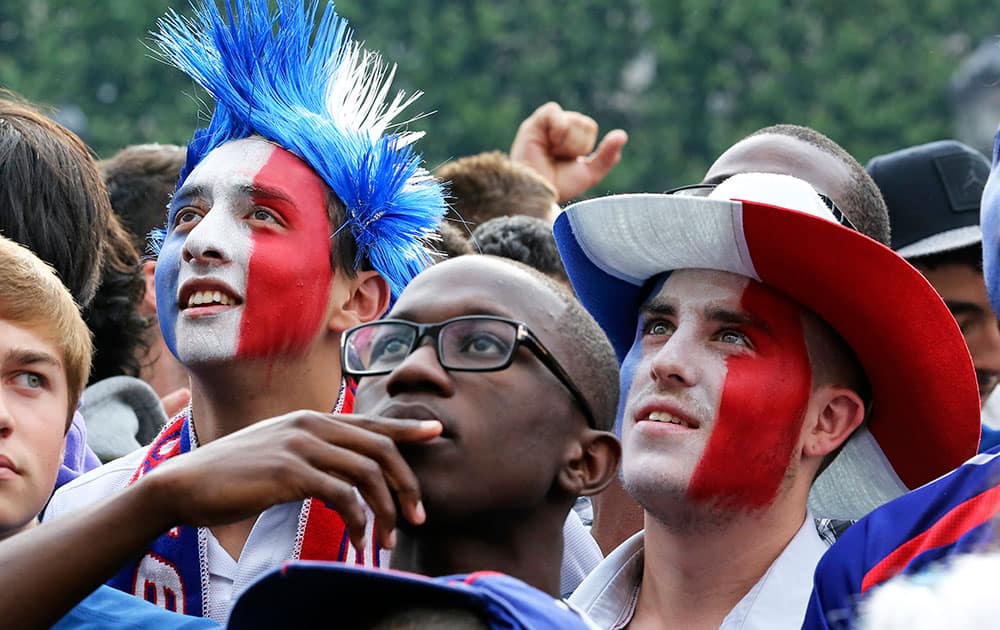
[
  {"left": 0, "top": 455, "right": 20, "bottom": 476},
  {"left": 178, "top": 280, "right": 244, "bottom": 314},
  {"left": 634, "top": 401, "right": 701, "bottom": 429}
]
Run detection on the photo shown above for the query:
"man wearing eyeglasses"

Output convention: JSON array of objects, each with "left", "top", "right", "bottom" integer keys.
[
  {"left": 554, "top": 173, "right": 980, "bottom": 628},
  {"left": 2, "top": 254, "right": 621, "bottom": 627}
]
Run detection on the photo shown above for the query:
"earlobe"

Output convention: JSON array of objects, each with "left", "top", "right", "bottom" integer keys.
[
  {"left": 803, "top": 385, "right": 866, "bottom": 458},
  {"left": 326, "top": 270, "right": 391, "bottom": 333},
  {"left": 558, "top": 431, "right": 623, "bottom": 497}
]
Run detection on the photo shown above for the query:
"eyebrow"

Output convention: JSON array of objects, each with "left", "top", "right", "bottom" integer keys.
[
  {"left": 4, "top": 348, "right": 61, "bottom": 369},
  {"left": 169, "top": 184, "right": 209, "bottom": 210},
  {"left": 704, "top": 306, "right": 772, "bottom": 334},
  {"left": 238, "top": 183, "right": 294, "bottom": 204},
  {"left": 639, "top": 298, "right": 677, "bottom": 319},
  {"left": 639, "top": 297, "right": 772, "bottom": 333},
  {"left": 944, "top": 300, "right": 986, "bottom": 317}
]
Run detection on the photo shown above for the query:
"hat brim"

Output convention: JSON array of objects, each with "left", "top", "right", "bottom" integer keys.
[
  {"left": 229, "top": 563, "right": 490, "bottom": 628},
  {"left": 896, "top": 225, "right": 982, "bottom": 259},
  {"left": 554, "top": 194, "right": 980, "bottom": 497}
]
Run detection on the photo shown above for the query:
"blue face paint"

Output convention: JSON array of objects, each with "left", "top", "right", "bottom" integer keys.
[
  {"left": 982, "top": 127, "right": 1000, "bottom": 315},
  {"left": 615, "top": 272, "right": 672, "bottom": 437},
  {"left": 155, "top": 211, "right": 183, "bottom": 359}
]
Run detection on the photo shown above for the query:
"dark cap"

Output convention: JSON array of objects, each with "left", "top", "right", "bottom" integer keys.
[{"left": 866, "top": 140, "right": 989, "bottom": 258}]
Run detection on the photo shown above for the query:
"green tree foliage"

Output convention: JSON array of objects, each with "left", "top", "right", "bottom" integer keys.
[{"left": 0, "top": 0, "right": 996, "bottom": 195}]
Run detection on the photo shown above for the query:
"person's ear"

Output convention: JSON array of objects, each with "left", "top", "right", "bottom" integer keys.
[
  {"left": 140, "top": 261, "right": 158, "bottom": 318},
  {"left": 802, "top": 385, "right": 866, "bottom": 458},
  {"left": 326, "top": 270, "right": 391, "bottom": 333},
  {"left": 558, "top": 431, "right": 622, "bottom": 497}
]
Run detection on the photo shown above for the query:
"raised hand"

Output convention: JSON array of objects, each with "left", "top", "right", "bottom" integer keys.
[{"left": 510, "top": 101, "right": 628, "bottom": 203}]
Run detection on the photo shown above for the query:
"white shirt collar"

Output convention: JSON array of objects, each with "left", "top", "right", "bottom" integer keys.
[{"left": 569, "top": 515, "right": 827, "bottom": 629}]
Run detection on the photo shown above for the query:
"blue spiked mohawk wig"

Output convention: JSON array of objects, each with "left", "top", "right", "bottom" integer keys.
[{"left": 152, "top": 0, "right": 446, "bottom": 297}]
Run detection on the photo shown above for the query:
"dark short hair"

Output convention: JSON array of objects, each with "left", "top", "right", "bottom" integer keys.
[
  {"left": 82, "top": 213, "right": 148, "bottom": 384},
  {"left": 471, "top": 215, "right": 568, "bottom": 284},
  {"left": 99, "top": 143, "right": 186, "bottom": 253},
  {"left": 750, "top": 124, "right": 890, "bottom": 245},
  {"left": 909, "top": 243, "right": 983, "bottom": 272},
  {"left": 0, "top": 93, "right": 111, "bottom": 307},
  {"left": 436, "top": 151, "right": 557, "bottom": 228}
]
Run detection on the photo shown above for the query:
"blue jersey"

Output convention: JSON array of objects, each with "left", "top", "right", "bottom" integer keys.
[{"left": 804, "top": 446, "right": 1000, "bottom": 629}]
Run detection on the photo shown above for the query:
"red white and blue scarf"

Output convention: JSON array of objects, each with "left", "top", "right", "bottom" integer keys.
[{"left": 107, "top": 381, "right": 381, "bottom": 617}]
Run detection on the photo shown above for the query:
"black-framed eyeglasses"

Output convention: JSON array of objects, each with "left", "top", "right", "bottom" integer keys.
[
  {"left": 341, "top": 315, "right": 598, "bottom": 428},
  {"left": 664, "top": 183, "right": 859, "bottom": 233}
]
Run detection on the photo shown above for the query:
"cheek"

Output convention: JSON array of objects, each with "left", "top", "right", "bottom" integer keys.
[
  {"left": 237, "top": 151, "right": 334, "bottom": 358},
  {"left": 154, "top": 235, "right": 183, "bottom": 359},
  {"left": 688, "top": 282, "right": 812, "bottom": 510}
]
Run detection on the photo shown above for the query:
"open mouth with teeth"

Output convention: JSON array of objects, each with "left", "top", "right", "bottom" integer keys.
[
  {"left": 179, "top": 285, "right": 244, "bottom": 314},
  {"left": 643, "top": 411, "right": 697, "bottom": 429}
]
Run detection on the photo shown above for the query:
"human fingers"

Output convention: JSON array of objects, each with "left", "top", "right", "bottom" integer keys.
[
  {"left": 300, "top": 440, "right": 403, "bottom": 550},
  {"left": 582, "top": 129, "right": 628, "bottom": 182},
  {"left": 322, "top": 415, "right": 437, "bottom": 525},
  {"left": 550, "top": 111, "right": 598, "bottom": 159}
]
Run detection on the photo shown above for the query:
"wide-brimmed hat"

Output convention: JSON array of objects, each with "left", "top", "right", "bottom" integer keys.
[
  {"left": 554, "top": 173, "right": 981, "bottom": 519},
  {"left": 867, "top": 140, "right": 989, "bottom": 258},
  {"left": 228, "top": 562, "right": 593, "bottom": 629}
]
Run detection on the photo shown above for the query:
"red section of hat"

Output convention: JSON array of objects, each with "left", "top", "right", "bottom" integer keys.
[{"left": 740, "top": 200, "right": 980, "bottom": 489}]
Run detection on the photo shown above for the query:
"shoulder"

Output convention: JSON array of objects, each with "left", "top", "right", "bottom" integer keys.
[
  {"left": 805, "top": 447, "right": 1000, "bottom": 628},
  {"left": 51, "top": 585, "right": 219, "bottom": 629},
  {"left": 44, "top": 447, "right": 150, "bottom": 522}
]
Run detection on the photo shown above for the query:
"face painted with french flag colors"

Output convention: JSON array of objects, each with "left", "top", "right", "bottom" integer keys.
[
  {"left": 154, "top": 137, "right": 336, "bottom": 365},
  {"left": 621, "top": 268, "right": 814, "bottom": 514}
]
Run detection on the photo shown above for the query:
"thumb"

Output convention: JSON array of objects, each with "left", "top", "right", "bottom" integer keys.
[{"left": 584, "top": 129, "right": 628, "bottom": 181}]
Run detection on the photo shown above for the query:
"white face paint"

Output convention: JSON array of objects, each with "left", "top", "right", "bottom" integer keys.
[{"left": 165, "top": 138, "right": 275, "bottom": 365}]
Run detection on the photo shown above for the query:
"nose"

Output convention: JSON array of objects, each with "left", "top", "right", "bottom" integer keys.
[
  {"left": 181, "top": 208, "right": 235, "bottom": 265},
  {"left": 648, "top": 333, "right": 701, "bottom": 389},
  {"left": 0, "top": 391, "right": 13, "bottom": 438},
  {"left": 384, "top": 341, "right": 456, "bottom": 398}
]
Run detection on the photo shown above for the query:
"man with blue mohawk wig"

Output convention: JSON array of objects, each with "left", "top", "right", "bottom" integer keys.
[{"left": 45, "top": 0, "right": 446, "bottom": 623}]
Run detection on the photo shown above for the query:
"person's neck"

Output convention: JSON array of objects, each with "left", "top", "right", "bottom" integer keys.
[
  {"left": 630, "top": 496, "right": 808, "bottom": 630},
  {"left": 138, "top": 328, "right": 190, "bottom": 399},
  {"left": 187, "top": 350, "right": 344, "bottom": 444},
  {"left": 389, "top": 507, "right": 568, "bottom": 597}
]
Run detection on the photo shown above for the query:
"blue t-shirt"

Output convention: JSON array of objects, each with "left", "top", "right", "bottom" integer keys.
[
  {"left": 52, "top": 586, "right": 220, "bottom": 629},
  {"left": 804, "top": 446, "right": 1000, "bottom": 629}
]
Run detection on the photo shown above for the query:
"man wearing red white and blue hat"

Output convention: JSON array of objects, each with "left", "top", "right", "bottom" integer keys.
[
  {"left": 804, "top": 130, "right": 1000, "bottom": 629},
  {"left": 555, "top": 173, "right": 981, "bottom": 628}
]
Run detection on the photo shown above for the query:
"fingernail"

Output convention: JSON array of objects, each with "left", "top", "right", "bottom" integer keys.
[
  {"left": 415, "top": 500, "right": 426, "bottom": 523},
  {"left": 385, "top": 529, "right": 397, "bottom": 549},
  {"left": 418, "top": 420, "right": 442, "bottom": 431}
]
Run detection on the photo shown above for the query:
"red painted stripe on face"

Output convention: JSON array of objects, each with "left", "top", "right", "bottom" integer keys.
[
  {"left": 688, "top": 280, "right": 813, "bottom": 510},
  {"left": 237, "top": 147, "right": 334, "bottom": 358}
]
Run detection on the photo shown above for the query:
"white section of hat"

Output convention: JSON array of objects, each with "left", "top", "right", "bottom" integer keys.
[
  {"left": 565, "top": 194, "right": 759, "bottom": 285},
  {"left": 808, "top": 427, "right": 909, "bottom": 521},
  {"left": 710, "top": 172, "right": 835, "bottom": 222}
]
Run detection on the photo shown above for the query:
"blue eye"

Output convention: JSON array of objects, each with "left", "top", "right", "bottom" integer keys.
[
  {"left": 643, "top": 321, "right": 674, "bottom": 336},
  {"left": 13, "top": 372, "right": 45, "bottom": 389},
  {"left": 716, "top": 330, "right": 751, "bottom": 347}
]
